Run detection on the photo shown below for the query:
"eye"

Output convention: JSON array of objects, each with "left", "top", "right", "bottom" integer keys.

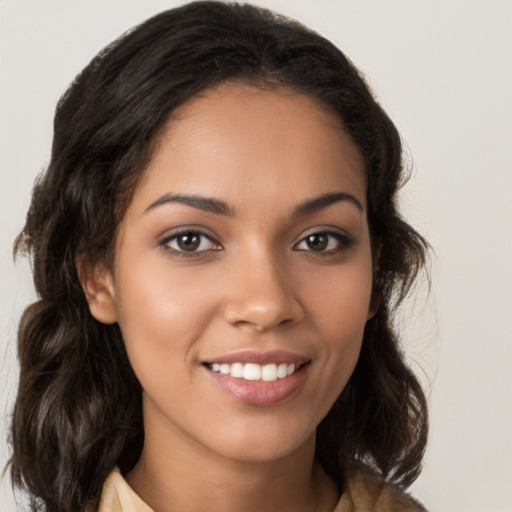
[
  {"left": 161, "top": 230, "right": 219, "bottom": 253},
  {"left": 295, "top": 231, "right": 353, "bottom": 253}
]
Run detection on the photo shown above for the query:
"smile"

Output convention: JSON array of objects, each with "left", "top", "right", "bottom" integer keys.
[
  {"left": 206, "top": 362, "right": 298, "bottom": 381},
  {"left": 202, "top": 350, "right": 311, "bottom": 405}
]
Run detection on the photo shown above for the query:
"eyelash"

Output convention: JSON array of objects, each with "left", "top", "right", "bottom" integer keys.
[
  {"left": 159, "top": 229, "right": 221, "bottom": 258},
  {"left": 295, "top": 230, "right": 355, "bottom": 255},
  {"left": 158, "top": 228, "right": 355, "bottom": 257}
]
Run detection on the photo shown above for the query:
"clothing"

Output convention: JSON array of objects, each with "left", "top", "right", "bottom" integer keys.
[{"left": 98, "top": 466, "right": 426, "bottom": 512}]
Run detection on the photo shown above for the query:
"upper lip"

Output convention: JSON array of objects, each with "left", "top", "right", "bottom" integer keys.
[{"left": 203, "top": 349, "right": 310, "bottom": 366}]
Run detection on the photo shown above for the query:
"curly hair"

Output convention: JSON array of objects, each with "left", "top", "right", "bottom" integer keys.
[{"left": 9, "top": 2, "right": 429, "bottom": 511}]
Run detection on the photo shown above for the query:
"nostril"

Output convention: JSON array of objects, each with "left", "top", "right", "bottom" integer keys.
[{"left": 223, "top": 296, "right": 305, "bottom": 332}]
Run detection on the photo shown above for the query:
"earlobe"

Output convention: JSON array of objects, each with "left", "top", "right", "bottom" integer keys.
[
  {"left": 367, "top": 243, "right": 383, "bottom": 320},
  {"left": 367, "top": 288, "right": 381, "bottom": 320},
  {"left": 76, "top": 258, "right": 118, "bottom": 324}
]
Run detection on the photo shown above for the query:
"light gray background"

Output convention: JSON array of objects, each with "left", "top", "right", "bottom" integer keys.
[{"left": 1, "top": 1, "right": 511, "bottom": 511}]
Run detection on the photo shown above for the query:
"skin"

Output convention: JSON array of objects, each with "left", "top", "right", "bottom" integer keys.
[{"left": 85, "top": 83, "right": 375, "bottom": 512}]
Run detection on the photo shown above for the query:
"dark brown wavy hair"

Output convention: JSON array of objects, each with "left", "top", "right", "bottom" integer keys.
[{"left": 9, "top": 2, "right": 429, "bottom": 511}]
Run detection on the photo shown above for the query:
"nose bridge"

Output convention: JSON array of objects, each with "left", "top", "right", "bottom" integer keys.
[{"left": 223, "top": 242, "right": 303, "bottom": 331}]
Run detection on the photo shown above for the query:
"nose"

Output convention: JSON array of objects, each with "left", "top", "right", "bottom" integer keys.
[{"left": 222, "top": 249, "right": 305, "bottom": 332}]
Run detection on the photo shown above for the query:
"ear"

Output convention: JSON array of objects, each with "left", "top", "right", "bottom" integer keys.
[
  {"left": 76, "top": 257, "right": 118, "bottom": 324},
  {"left": 367, "top": 285, "right": 381, "bottom": 320},
  {"left": 367, "top": 242, "right": 383, "bottom": 320}
]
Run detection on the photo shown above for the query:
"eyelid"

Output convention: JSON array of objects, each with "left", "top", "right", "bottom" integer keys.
[
  {"left": 157, "top": 224, "right": 218, "bottom": 242},
  {"left": 158, "top": 226, "right": 223, "bottom": 255},
  {"left": 156, "top": 225, "right": 354, "bottom": 257},
  {"left": 293, "top": 226, "right": 355, "bottom": 252}
]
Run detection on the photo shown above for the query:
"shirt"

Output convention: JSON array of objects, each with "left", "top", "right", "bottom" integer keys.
[{"left": 98, "top": 466, "right": 426, "bottom": 512}]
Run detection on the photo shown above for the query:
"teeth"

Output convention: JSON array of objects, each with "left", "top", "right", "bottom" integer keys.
[
  {"left": 261, "top": 363, "right": 277, "bottom": 382},
  {"left": 209, "top": 362, "right": 298, "bottom": 380},
  {"left": 277, "top": 363, "right": 288, "bottom": 379},
  {"left": 231, "top": 362, "right": 244, "bottom": 378},
  {"left": 243, "top": 363, "right": 261, "bottom": 381}
]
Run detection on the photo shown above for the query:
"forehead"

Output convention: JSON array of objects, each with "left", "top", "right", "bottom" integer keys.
[{"left": 130, "top": 83, "right": 366, "bottom": 213}]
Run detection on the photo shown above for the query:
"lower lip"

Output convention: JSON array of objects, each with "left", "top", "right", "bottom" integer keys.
[{"left": 205, "top": 364, "right": 309, "bottom": 406}]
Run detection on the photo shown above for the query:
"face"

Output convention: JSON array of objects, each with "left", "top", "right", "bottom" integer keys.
[{"left": 90, "top": 83, "right": 374, "bottom": 465}]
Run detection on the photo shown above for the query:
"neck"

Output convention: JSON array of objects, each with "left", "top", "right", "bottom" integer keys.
[{"left": 126, "top": 423, "right": 338, "bottom": 512}]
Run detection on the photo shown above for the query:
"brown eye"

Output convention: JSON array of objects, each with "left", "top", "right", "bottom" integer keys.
[
  {"left": 295, "top": 230, "right": 354, "bottom": 253},
  {"left": 176, "top": 233, "right": 200, "bottom": 251},
  {"left": 163, "top": 231, "right": 217, "bottom": 253},
  {"left": 305, "top": 233, "right": 329, "bottom": 251}
]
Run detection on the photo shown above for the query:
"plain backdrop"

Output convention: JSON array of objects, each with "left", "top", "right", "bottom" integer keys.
[{"left": 1, "top": 1, "right": 511, "bottom": 511}]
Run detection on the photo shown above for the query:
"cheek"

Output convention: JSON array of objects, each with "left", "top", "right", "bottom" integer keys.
[
  {"left": 303, "top": 256, "right": 373, "bottom": 381},
  {"left": 305, "top": 257, "right": 373, "bottom": 333},
  {"left": 113, "top": 257, "right": 221, "bottom": 375}
]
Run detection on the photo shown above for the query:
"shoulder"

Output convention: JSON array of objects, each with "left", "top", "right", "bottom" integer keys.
[{"left": 334, "top": 463, "right": 427, "bottom": 512}]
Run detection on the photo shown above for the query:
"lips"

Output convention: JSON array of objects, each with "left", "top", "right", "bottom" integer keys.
[{"left": 202, "top": 350, "right": 311, "bottom": 406}]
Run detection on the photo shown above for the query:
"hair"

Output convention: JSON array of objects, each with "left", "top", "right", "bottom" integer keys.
[{"left": 9, "top": 2, "right": 429, "bottom": 511}]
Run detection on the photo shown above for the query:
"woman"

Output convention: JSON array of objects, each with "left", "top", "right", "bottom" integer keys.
[{"left": 9, "top": 2, "right": 429, "bottom": 511}]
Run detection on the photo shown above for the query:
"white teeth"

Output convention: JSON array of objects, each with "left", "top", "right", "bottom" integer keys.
[
  {"left": 230, "top": 362, "right": 244, "bottom": 378},
  {"left": 277, "top": 363, "right": 288, "bottom": 378},
  {"left": 261, "top": 363, "right": 277, "bottom": 382},
  {"left": 209, "top": 361, "right": 300, "bottom": 380},
  {"left": 243, "top": 363, "right": 261, "bottom": 381}
]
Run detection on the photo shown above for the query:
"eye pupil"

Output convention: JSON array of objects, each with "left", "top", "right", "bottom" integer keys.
[
  {"left": 306, "top": 233, "right": 328, "bottom": 251},
  {"left": 177, "top": 233, "right": 200, "bottom": 251}
]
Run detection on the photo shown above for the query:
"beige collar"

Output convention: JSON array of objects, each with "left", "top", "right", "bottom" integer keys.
[{"left": 98, "top": 466, "right": 425, "bottom": 512}]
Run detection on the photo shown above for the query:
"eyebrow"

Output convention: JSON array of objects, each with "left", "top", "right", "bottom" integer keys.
[
  {"left": 144, "top": 193, "right": 234, "bottom": 216},
  {"left": 144, "top": 191, "right": 362, "bottom": 217},
  {"left": 293, "top": 192, "right": 363, "bottom": 216}
]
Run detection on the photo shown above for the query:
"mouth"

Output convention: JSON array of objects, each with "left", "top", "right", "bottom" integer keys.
[
  {"left": 202, "top": 361, "right": 309, "bottom": 381},
  {"left": 201, "top": 351, "right": 311, "bottom": 406}
]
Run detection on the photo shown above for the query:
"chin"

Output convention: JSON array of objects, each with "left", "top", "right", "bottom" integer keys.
[{"left": 197, "top": 412, "right": 318, "bottom": 464}]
